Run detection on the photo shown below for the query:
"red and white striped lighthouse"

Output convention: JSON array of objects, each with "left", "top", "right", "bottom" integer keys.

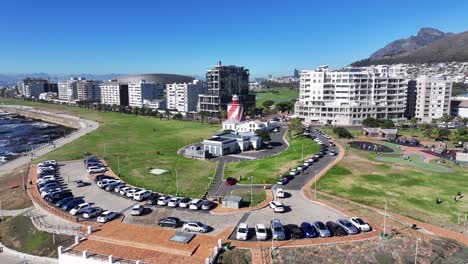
[{"left": 227, "top": 95, "right": 244, "bottom": 121}]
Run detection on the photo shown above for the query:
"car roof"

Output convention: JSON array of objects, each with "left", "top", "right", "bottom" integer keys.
[
  {"left": 256, "top": 224, "right": 266, "bottom": 229},
  {"left": 238, "top": 223, "right": 248, "bottom": 228},
  {"left": 132, "top": 204, "right": 142, "bottom": 209}
]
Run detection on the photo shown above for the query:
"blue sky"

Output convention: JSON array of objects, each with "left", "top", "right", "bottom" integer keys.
[{"left": 1, "top": 0, "right": 467, "bottom": 77}]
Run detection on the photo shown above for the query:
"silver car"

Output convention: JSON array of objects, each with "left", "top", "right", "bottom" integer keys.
[
  {"left": 313, "top": 221, "right": 331, "bottom": 237},
  {"left": 270, "top": 219, "right": 285, "bottom": 240},
  {"left": 336, "top": 219, "right": 359, "bottom": 235}
]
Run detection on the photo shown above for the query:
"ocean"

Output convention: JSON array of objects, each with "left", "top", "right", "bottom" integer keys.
[{"left": 0, "top": 112, "right": 73, "bottom": 163}]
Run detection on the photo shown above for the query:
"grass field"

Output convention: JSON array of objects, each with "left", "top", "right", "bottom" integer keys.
[
  {"left": 0, "top": 165, "right": 32, "bottom": 210},
  {"left": 254, "top": 88, "right": 298, "bottom": 107},
  {"left": 1, "top": 100, "right": 219, "bottom": 197},
  {"left": 224, "top": 136, "right": 319, "bottom": 184},
  {"left": 0, "top": 216, "right": 73, "bottom": 257},
  {"left": 229, "top": 188, "right": 267, "bottom": 207},
  {"left": 317, "top": 141, "right": 468, "bottom": 230}
]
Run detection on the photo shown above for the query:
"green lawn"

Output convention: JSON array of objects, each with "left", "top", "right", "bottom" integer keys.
[
  {"left": 229, "top": 188, "right": 267, "bottom": 207},
  {"left": 317, "top": 142, "right": 468, "bottom": 230},
  {"left": 224, "top": 135, "right": 319, "bottom": 184},
  {"left": 254, "top": 88, "right": 298, "bottom": 107},
  {"left": 1, "top": 100, "right": 219, "bottom": 197},
  {"left": 319, "top": 128, "right": 362, "bottom": 138}
]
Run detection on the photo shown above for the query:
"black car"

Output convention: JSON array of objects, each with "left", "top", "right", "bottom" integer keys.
[
  {"left": 55, "top": 196, "right": 74, "bottom": 207},
  {"left": 286, "top": 224, "right": 305, "bottom": 239},
  {"left": 62, "top": 198, "right": 85, "bottom": 211},
  {"left": 158, "top": 217, "right": 180, "bottom": 228},
  {"left": 326, "top": 221, "right": 347, "bottom": 237},
  {"left": 201, "top": 200, "right": 215, "bottom": 210},
  {"left": 46, "top": 191, "right": 73, "bottom": 203},
  {"left": 147, "top": 193, "right": 160, "bottom": 205},
  {"left": 94, "top": 175, "right": 114, "bottom": 183}
]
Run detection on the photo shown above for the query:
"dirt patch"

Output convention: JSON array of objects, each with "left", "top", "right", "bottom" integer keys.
[
  {"left": 217, "top": 248, "right": 251, "bottom": 264},
  {"left": 0, "top": 165, "right": 32, "bottom": 210}
]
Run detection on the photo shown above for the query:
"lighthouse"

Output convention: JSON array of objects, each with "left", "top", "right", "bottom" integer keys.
[{"left": 226, "top": 95, "right": 244, "bottom": 121}]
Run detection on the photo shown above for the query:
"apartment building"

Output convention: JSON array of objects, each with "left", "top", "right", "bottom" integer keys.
[
  {"left": 294, "top": 66, "right": 408, "bottom": 126},
  {"left": 128, "top": 80, "right": 165, "bottom": 108},
  {"left": 166, "top": 80, "right": 206, "bottom": 113},
  {"left": 415, "top": 75, "right": 452, "bottom": 123},
  {"left": 100, "top": 81, "right": 129, "bottom": 106},
  {"left": 77, "top": 79, "right": 101, "bottom": 102},
  {"left": 18, "top": 78, "right": 49, "bottom": 98},
  {"left": 198, "top": 61, "right": 255, "bottom": 116},
  {"left": 58, "top": 78, "right": 79, "bottom": 101}
]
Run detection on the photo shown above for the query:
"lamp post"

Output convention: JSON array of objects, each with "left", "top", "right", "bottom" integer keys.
[
  {"left": 383, "top": 199, "right": 388, "bottom": 237},
  {"left": 175, "top": 169, "right": 179, "bottom": 196},
  {"left": 250, "top": 176, "right": 253, "bottom": 206}
]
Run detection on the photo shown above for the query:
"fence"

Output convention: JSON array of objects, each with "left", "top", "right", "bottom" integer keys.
[{"left": 31, "top": 214, "right": 86, "bottom": 236}]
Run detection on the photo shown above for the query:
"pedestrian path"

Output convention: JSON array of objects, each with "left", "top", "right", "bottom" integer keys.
[
  {"left": 207, "top": 159, "right": 225, "bottom": 196},
  {"left": 0, "top": 207, "right": 33, "bottom": 217}
]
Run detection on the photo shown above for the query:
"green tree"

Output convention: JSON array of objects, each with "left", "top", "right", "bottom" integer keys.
[
  {"left": 262, "top": 100, "right": 275, "bottom": 109},
  {"left": 255, "top": 129, "right": 271, "bottom": 142},
  {"left": 165, "top": 109, "right": 170, "bottom": 120},
  {"left": 381, "top": 119, "right": 394, "bottom": 129},
  {"left": 420, "top": 123, "right": 433, "bottom": 138},
  {"left": 440, "top": 114, "right": 451, "bottom": 124},
  {"left": 288, "top": 117, "right": 304, "bottom": 138},
  {"left": 173, "top": 113, "right": 183, "bottom": 120},
  {"left": 409, "top": 117, "right": 417, "bottom": 135},
  {"left": 362, "top": 117, "right": 380, "bottom": 127},
  {"left": 332, "top": 127, "right": 353, "bottom": 139}
]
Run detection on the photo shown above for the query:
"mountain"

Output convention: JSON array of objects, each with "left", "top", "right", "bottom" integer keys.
[
  {"left": 369, "top": 28, "right": 452, "bottom": 59},
  {"left": 352, "top": 28, "right": 468, "bottom": 66}
]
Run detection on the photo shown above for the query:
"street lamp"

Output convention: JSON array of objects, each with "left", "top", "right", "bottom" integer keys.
[
  {"left": 175, "top": 169, "right": 179, "bottom": 196},
  {"left": 250, "top": 176, "right": 253, "bottom": 206},
  {"left": 383, "top": 199, "right": 388, "bottom": 237}
]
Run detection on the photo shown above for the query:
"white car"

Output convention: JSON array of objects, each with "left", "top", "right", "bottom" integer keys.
[
  {"left": 119, "top": 186, "right": 132, "bottom": 196},
  {"left": 182, "top": 221, "right": 209, "bottom": 233},
  {"left": 97, "top": 211, "right": 118, "bottom": 223},
  {"left": 133, "top": 190, "right": 152, "bottom": 201},
  {"left": 269, "top": 201, "right": 285, "bottom": 213},
  {"left": 167, "top": 197, "right": 181, "bottom": 207},
  {"left": 255, "top": 224, "right": 268, "bottom": 240},
  {"left": 157, "top": 195, "right": 172, "bottom": 206},
  {"left": 130, "top": 205, "right": 144, "bottom": 216},
  {"left": 69, "top": 203, "right": 91, "bottom": 216},
  {"left": 97, "top": 179, "right": 120, "bottom": 189},
  {"left": 39, "top": 160, "right": 57, "bottom": 167},
  {"left": 88, "top": 166, "right": 106, "bottom": 174},
  {"left": 235, "top": 223, "right": 249, "bottom": 240},
  {"left": 189, "top": 199, "right": 203, "bottom": 210},
  {"left": 125, "top": 188, "right": 143, "bottom": 198},
  {"left": 275, "top": 188, "right": 285, "bottom": 198},
  {"left": 178, "top": 198, "right": 192, "bottom": 208},
  {"left": 289, "top": 169, "right": 298, "bottom": 176},
  {"left": 350, "top": 217, "right": 372, "bottom": 232}
]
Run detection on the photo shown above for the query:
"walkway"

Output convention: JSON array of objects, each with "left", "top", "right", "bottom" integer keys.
[
  {"left": 0, "top": 105, "right": 99, "bottom": 178},
  {"left": 0, "top": 207, "right": 33, "bottom": 217},
  {"left": 206, "top": 159, "right": 225, "bottom": 196}
]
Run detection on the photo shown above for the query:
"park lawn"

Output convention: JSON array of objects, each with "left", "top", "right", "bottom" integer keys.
[
  {"left": 0, "top": 216, "right": 73, "bottom": 257},
  {"left": 254, "top": 88, "right": 298, "bottom": 107},
  {"left": 229, "top": 188, "right": 267, "bottom": 207},
  {"left": 1, "top": 100, "right": 219, "bottom": 197},
  {"left": 224, "top": 136, "right": 319, "bottom": 184},
  {"left": 316, "top": 143, "right": 468, "bottom": 230}
]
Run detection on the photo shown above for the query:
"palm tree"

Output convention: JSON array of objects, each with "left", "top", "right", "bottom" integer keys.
[
  {"left": 409, "top": 117, "right": 417, "bottom": 135},
  {"left": 440, "top": 114, "right": 451, "bottom": 124}
]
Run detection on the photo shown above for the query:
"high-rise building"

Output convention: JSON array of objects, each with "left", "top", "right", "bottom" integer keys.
[
  {"left": 77, "top": 79, "right": 102, "bottom": 102},
  {"left": 415, "top": 75, "right": 452, "bottom": 123},
  {"left": 58, "top": 78, "right": 79, "bottom": 101},
  {"left": 166, "top": 80, "right": 206, "bottom": 113},
  {"left": 100, "top": 81, "right": 129, "bottom": 106},
  {"left": 128, "top": 80, "right": 165, "bottom": 108},
  {"left": 405, "top": 80, "right": 417, "bottom": 119},
  {"left": 198, "top": 61, "right": 255, "bottom": 117},
  {"left": 294, "top": 66, "right": 408, "bottom": 125},
  {"left": 17, "top": 78, "right": 49, "bottom": 98}
]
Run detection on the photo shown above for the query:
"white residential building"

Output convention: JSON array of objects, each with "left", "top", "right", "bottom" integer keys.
[
  {"left": 100, "top": 81, "right": 129, "bottom": 106},
  {"left": 77, "top": 79, "right": 101, "bottom": 102},
  {"left": 294, "top": 66, "right": 408, "bottom": 126},
  {"left": 128, "top": 80, "right": 165, "bottom": 108},
  {"left": 415, "top": 75, "right": 452, "bottom": 123},
  {"left": 166, "top": 80, "right": 206, "bottom": 113},
  {"left": 222, "top": 119, "right": 269, "bottom": 133},
  {"left": 58, "top": 78, "right": 79, "bottom": 101}
]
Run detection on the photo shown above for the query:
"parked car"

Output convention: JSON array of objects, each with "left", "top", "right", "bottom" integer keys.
[
  {"left": 146, "top": 193, "right": 160, "bottom": 205},
  {"left": 326, "top": 221, "right": 347, "bottom": 237},
  {"left": 275, "top": 188, "right": 285, "bottom": 198},
  {"left": 235, "top": 223, "right": 249, "bottom": 240},
  {"left": 73, "top": 180, "right": 88, "bottom": 187},
  {"left": 277, "top": 175, "right": 292, "bottom": 185},
  {"left": 225, "top": 177, "right": 237, "bottom": 186},
  {"left": 70, "top": 203, "right": 91, "bottom": 216},
  {"left": 94, "top": 175, "right": 114, "bottom": 183},
  {"left": 119, "top": 186, "right": 133, "bottom": 196},
  {"left": 62, "top": 198, "right": 85, "bottom": 211},
  {"left": 55, "top": 197, "right": 74, "bottom": 208},
  {"left": 300, "top": 222, "right": 317, "bottom": 238},
  {"left": 201, "top": 200, "right": 215, "bottom": 210},
  {"left": 125, "top": 188, "right": 143, "bottom": 199},
  {"left": 183, "top": 221, "right": 209, "bottom": 233},
  {"left": 313, "top": 221, "right": 331, "bottom": 238},
  {"left": 255, "top": 224, "right": 268, "bottom": 241},
  {"left": 189, "top": 199, "right": 203, "bottom": 210},
  {"left": 82, "top": 207, "right": 104, "bottom": 219},
  {"left": 105, "top": 181, "right": 121, "bottom": 191},
  {"left": 158, "top": 217, "right": 180, "bottom": 228},
  {"left": 97, "top": 211, "right": 118, "bottom": 223},
  {"left": 269, "top": 201, "right": 285, "bottom": 213},
  {"left": 336, "top": 219, "right": 359, "bottom": 235},
  {"left": 289, "top": 169, "right": 298, "bottom": 176},
  {"left": 350, "top": 217, "right": 371, "bottom": 232},
  {"left": 113, "top": 184, "right": 127, "bottom": 193},
  {"left": 157, "top": 195, "right": 172, "bottom": 206},
  {"left": 304, "top": 160, "right": 312, "bottom": 166},
  {"left": 134, "top": 190, "right": 152, "bottom": 201},
  {"left": 46, "top": 191, "right": 73, "bottom": 203},
  {"left": 178, "top": 197, "right": 192, "bottom": 208},
  {"left": 41, "top": 188, "right": 62, "bottom": 198},
  {"left": 38, "top": 160, "right": 57, "bottom": 167},
  {"left": 167, "top": 197, "right": 182, "bottom": 207},
  {"left": 88, "top": 166, "right": 106, "bottom": 174},
  {"left": 97, "top": 179, "right": 120, "bottom": 189},
  {"left": 130, "top": 205, "right": 144, "bottom": 216},
  {"left": 329, "top": 150, "right": 337, "bottom": 156},
  {"left": 286, "top": 224, "right": 305, "bottom": 239},
  {"left": 270, "top": 219, "right": 286, "bottom": 240}
]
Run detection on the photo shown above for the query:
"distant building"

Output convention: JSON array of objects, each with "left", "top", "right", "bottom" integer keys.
[
  {"left": 415, "top": 75, "right": 452, "bottom": 123},
  {"left": 293, "top": 68, "right": 300, "bottom": 79},
  {"left": 38, "top": 92, "right": 58, "bottom": 101},
  {"left": 58, "top": 78, "right": 79, "bottom": 101},
  {"left": 457, "top": 100, "right": 468, "bottom": 118},
  {"left": 18, "top": 78, "right": 49, "bottom": 98},
  {"left": 222, "top": 119, "right": 269, "bottom": 133},
  {"left": 166, "top": 80, "right": 206, "bottom": 113},
  {"left": 142, "top": 99, "right": 166, "bottom": 110},
  {"left": 405, "top": 80, "right": 417, "bottom": 119},
  {"left": 450, "top": 96, "right": 468, "bottom": 118},
  {"left": 128, "top": 80, "right": 165, "bottom": 108},
  {"left": 202, "top": 131, "right": 262, "bottom": 157},
  {"left": 100, "top": 81, "right": 129, "bottom": 106},
  {"left": 77, "top": 79, "right": 101, "bottom": 102},
  {"left": 198, "top": 61, "right": 255, "bottom": 117}
]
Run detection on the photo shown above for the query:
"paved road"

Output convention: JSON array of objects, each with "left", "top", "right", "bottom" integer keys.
[
  {"left": 0, "top": 105, "right": 99, "bottom": 178},
  {"left": 0, "top": 252, "right": 50, "bottom": 264}
]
